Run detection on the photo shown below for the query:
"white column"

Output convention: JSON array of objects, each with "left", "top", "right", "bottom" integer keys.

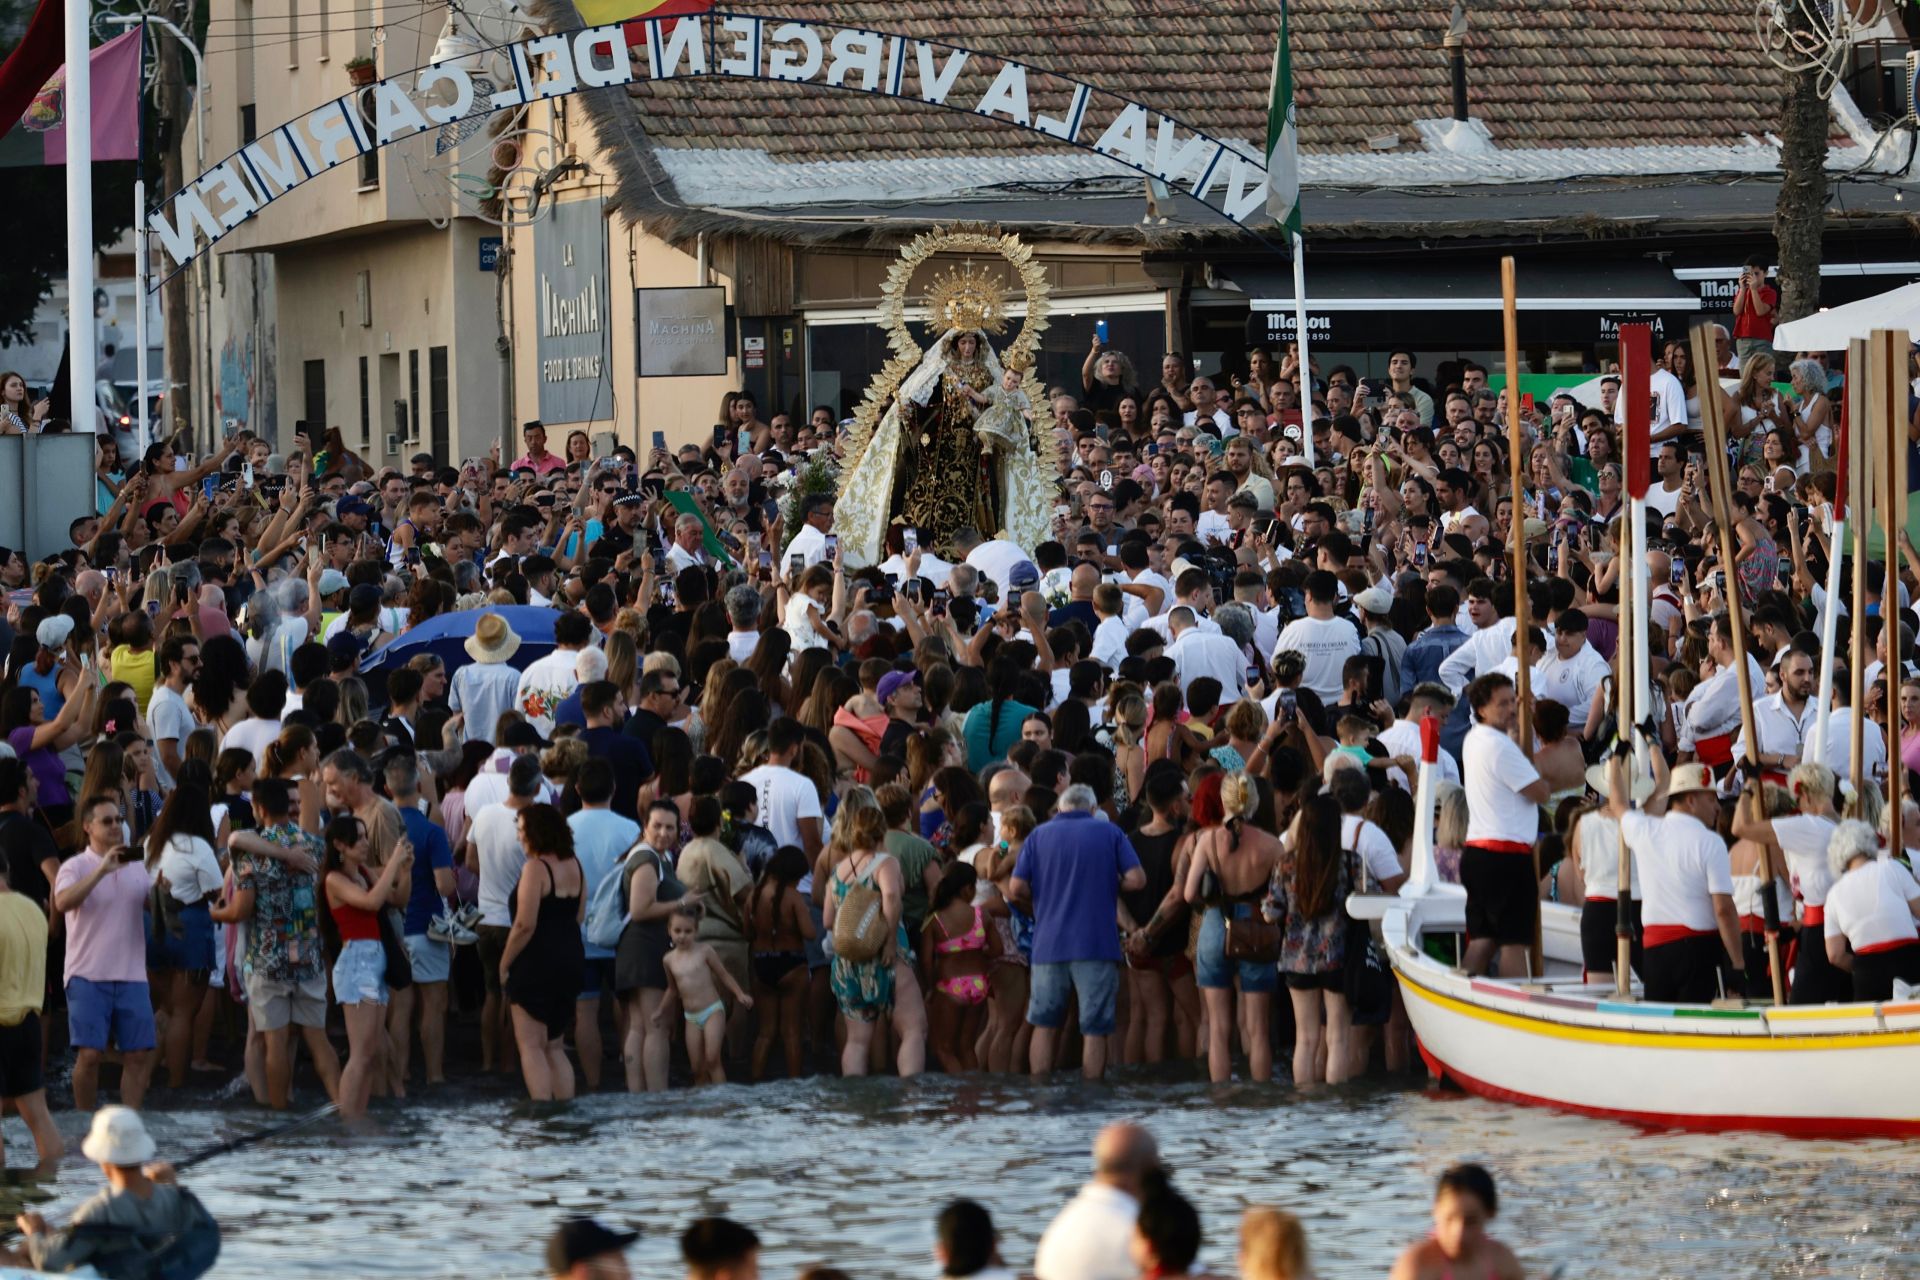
[
  {"left": 66, "top": 0, "right": 96, "bottom": 433},
  {"left": 1810, "top": 511, "right": 1845, "bottom": 764},
  {"left": 1629, "top": 497, "right": 1651, "bottom": 774}
]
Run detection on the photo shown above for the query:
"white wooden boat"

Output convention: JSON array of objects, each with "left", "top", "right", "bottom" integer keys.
[{"left": 1370, "top": 890, "right": 1920, "bottom": 1137}]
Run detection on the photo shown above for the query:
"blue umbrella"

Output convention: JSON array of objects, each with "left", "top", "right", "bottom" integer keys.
[{"left": 358, "top": 606, "right": 559, "bottom": 677}]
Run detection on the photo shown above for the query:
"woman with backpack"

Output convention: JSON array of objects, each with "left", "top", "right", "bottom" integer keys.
[{"left": 821, "top": 804, "right": 926, "bottom": 1078}]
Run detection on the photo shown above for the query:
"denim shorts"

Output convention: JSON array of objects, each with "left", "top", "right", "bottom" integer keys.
[
  {"left": 1194, "top": 904, "right": 1280, "bottom": 994},
  {"left": 1028, "top": 960, "right": 1119, "bottom": 1036},
  {"left": 332, "top": 938, "right": 388, "bottom": 1006},
  {"left": 66, "top": 977, "right": 157, "bottom": 1053},
  {"left": 578, "top": 958, "right": 615, "bottom": 1002},
  {"left": 403, "top": 934, "right": 452, "bottom": 985}
]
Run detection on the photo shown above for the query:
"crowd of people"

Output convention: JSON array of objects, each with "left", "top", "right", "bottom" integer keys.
[
  {"left": 0, "top": 253, "right": 1914, "bottom": 1153},
  {"left": 541, "top": 1124, "right": 1524, "bottom": 1280}
]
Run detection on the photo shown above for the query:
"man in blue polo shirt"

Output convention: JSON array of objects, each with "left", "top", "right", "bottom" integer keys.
[{"left": 1010, "top": 784, "right": 1144, "bottom": 1082}]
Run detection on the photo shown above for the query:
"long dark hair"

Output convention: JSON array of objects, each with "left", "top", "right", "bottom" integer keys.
[
  {"left": 1290, "top": 793, "right": 1344, "bottom": 919},
  {"left": 318, "top": 814, "right": 367, "bottom": 958},
  {"left": 145, "top": 760, "right": 218, "bottom": 867},
  {"left": 754, "top": 843, "right": 808, "bottom": 916},
  {"left": 982, "top": 653, "right": 1022, "bottom": 755},
  {"left": 928, "top": 861, "right": 977, "bottom": 917}
]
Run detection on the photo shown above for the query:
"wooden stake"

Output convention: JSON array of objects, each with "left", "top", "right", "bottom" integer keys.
[
  {"left": 1881, "top": 328, "right": 1909, "bottom": 853},
  {"left": 1850, "top": 337, "right": 1871, "bottom": 799},
  {"left": 1689, "top": 322, "right": 1781, "bottom": 1004},
  {"left": 1500, "top": 256, "right": 1541, "bottom": 979}
]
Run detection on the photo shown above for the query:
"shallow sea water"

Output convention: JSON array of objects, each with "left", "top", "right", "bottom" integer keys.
[{"left": 3, "top": 1074, "right": 1918, "bottom": 1278}]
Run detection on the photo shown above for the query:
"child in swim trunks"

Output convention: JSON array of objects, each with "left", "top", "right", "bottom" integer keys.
[
  {"left": 920, "top": 862, "right": 999, "bottom": 1073},
  {"left": 655, "top": 904, "right": 754, "bottom": 1086},
  {"left": 1388, "top": 1163, "right": 1525, "bottom": 1280}
]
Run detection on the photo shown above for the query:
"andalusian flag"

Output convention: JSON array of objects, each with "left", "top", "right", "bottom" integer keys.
[
  {"left": 574, "top": 0, "right": 710, "bottom": 27},
  {"left": 1265, "top": 0, "right": 1301, "bottom": 238}
]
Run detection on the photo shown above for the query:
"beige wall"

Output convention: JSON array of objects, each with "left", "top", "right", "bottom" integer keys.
[{"left": 272, "top": 222, "right": 502, "bottom": 467}]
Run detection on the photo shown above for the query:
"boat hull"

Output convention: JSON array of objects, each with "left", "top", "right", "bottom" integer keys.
[{"left": 1384, "top": 896, "right": 1920, "bottom": 1137}]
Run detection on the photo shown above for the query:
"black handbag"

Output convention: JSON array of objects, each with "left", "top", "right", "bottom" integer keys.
[
  {"left": 1342, "top": 850, "right": 1392, "bottom": 1026},
  {"left": 378, "top": 907, "right": 414, "bottom": 992}
]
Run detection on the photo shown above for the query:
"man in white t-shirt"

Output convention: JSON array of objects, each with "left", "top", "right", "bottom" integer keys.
[
  {"left": 1460, "top": 672, "right": 1549, "bottom": 978},
  {"left": 785, "top": 493, "right": 833, "bottom": 569},
  {"left": 470, "top": 754, "right": 543, "bottom": 1073},
  {"left": 1614, "top": 361, "right": 1692, "bottom": 451},
  {"left": 221, "top": 671, "right": 288, "bottom": 773},
  {"left": 1611, "top": 754, "right": 1741, "bottom": 1004},
  {"left": 1378, "top": 683, "right": 1462, "bottom": 793},
  {"left": 1531, "top": 609, "right": 1609, "bottom": 732},
  {"left": 739, "top": 720, "right": 823, "bottom": 861},
  {"left": 514, "top": 611, "right": 591, "bottom": 739},
  {"left": 1728, "top": 761, "right": 1848, "bottom": 1004},
  {"left": 959, "top": 529, "right": 1030, "bottom": 605},
  {"left": 1035, "top": 1123, "right": 1159, "bottom": 1280},
  {"left": 147, "top": 635, "right": 201, "bottom": 791},
  {"left": 1641, "top": 442, "right": 1688, "bottom": 520},
  {"left": 1272, "top": 571, "right": 1360, "bottom": 703},
  {"left": 1166, "top": 608, "right": 1248, "bottom": 706}
]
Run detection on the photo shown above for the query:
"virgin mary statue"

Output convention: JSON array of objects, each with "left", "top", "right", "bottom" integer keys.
[{"left": 837, "top": 259, "right": 1052, "bottom": 566}]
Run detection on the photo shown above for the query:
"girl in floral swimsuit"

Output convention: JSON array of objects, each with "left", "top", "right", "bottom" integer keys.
[{"left": 920, "top": 862, "right": 999, "bottom": 1073}]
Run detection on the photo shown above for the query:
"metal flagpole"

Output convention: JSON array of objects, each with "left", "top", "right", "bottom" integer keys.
[
  {"left": 65, "top": 0, "right": 95, "bottom": 434},
  {"left": 134, "top": 179, "right": 148, "bottom": 455},
  {"left": 1292, "top": 231, "right": 1314, "bottom": 468},
  {"left": 1810, "top": 352, "right": 1851, "bottom": 767}
]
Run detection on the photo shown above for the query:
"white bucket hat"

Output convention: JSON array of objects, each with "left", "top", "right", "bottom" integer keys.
[{"left": 81, "top": 1105, "right": 157, "bottom": 1166}]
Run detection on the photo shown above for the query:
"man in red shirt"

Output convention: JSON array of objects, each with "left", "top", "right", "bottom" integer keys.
[
  {"left": 510, "top": 421, "right": 566, "bottom": 477},
  {"left": 1732, "top": 254, "right": 1777, "bottom": 364}
]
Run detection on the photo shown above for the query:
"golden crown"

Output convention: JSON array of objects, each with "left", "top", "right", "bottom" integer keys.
[
  {"left": 1003, "top": 349, "right": 1033, "bottom": 372},
  {"left": 924, "top": 261, "right": 1008, "bottom": 336}
]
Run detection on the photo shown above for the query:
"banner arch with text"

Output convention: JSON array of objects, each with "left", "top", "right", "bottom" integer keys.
[{"left": 143, "top": 11, "right": 1274, "bottom": 290}]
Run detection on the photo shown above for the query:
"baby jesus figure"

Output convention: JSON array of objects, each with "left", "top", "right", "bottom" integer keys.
[{"left": 970, "top": 366, "right": 1032, "bottom": 456}]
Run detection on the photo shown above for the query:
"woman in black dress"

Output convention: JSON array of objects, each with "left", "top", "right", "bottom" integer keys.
[{"left": 498, "top": 803, "right": 584, "bottom": 1102}]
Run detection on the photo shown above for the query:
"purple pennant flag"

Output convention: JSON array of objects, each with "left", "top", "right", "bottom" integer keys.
[{"left": 7, "top": 27, "right": 142, "bottom": 166}]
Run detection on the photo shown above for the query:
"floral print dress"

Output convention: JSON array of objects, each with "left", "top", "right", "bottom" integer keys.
[{"left": 1264, "top": 846, "right": 1356, "bottom": 978}]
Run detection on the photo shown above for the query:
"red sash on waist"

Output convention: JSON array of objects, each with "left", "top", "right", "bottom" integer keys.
[
  {"left": 1738, "top": 914, "right": 1768, "bottom": 935},
  {"left": 1465, "top": 839, "right": 1534, "bottom": 855},
  {"left": 1802, "top": 906, "right": 1825, "bottom": 927},
  {"left": 1695, "top": 733, "right": 1734, "bottom": 767},
  {"left": 1855, "top": 938, "right": 1920, "bottom": 956},
  {"left": 1761, "top": 771, "right": 1789, "bottom": 788},
  {"left": 1586, "top": 895, "right": 1617, "bottom": 904},
  {"left": 1644, "top": 924, "right": 1715, "bottom": 949}
]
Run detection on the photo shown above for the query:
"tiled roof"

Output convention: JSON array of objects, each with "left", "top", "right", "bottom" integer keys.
[{"left": 622, "top": 0, "right": 1812, "bottom": 160}]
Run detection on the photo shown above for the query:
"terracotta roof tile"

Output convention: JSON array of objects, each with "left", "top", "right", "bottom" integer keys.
[{"left": 623, "top": 1, "right": 1799, "bottom": 160}]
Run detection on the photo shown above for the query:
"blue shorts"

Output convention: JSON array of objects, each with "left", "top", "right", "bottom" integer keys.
[
  {"left": 158, "top": 900, "right": 216, "bottom": 973},
  {"left": 578, "top": 958, "right": 615, "bottom": 1001},
  {"left": 403, "top": 934, "right": 452, "bottom": 985},
  {"left": 332, "top": 938, "right": 388, "bottom": 1006},
  {"left": 1028, "top": 960, "right": 1119, "bottom": 1037},
  {"left": 66, "top": 977, "right": 157, "bottom": 1053},
  {"left": 1194, "top": 904, "right": 1280, "bottom": 994}
]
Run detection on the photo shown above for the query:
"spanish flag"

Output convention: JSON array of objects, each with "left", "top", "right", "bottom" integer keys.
[{"left": 574, "top": 0, "right": 711, "bottom": 28}]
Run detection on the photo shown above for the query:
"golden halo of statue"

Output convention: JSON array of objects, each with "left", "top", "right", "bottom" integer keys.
[{"left": 842, "top": 223, "right": 1055, "bottom": 499}]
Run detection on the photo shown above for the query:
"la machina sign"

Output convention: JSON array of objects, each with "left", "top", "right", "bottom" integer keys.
[{"left": 140, "top": 11, "right": 1276, "bottom": 285}]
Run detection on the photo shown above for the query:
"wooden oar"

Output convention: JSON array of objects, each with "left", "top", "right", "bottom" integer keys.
[
  {"left": 1849, "top": 337, "right": 1871, "bottom": 798},
  {"left": 1688, "top": 322, "right": 1782, "bottom": 1005},
  {"left": 1501, "top": 257, "right": 1541, "bottom": 980},
  {"left": 1876, "top": 329, "right": 1909, "bottom": 855}
]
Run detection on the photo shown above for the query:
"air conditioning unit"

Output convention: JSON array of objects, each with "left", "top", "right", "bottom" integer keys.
[{"left": 384, "top": 433, "right": 400, "bottom": 455}]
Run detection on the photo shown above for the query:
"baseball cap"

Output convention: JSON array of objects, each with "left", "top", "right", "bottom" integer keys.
[
  {"left": 1352, "top": 585, "right": 1394, "bottom": 616},
  {"left": 317, "top": 569, "right": 351, "bottom": 597},
  {"left": 545, "top": 1218, "right": 639, "bottom": 1273},
  {"left": 35, "top": 616, "right": 74, "bottom": 649},
  {"left": 877, "top": 670, "right": 920, "bottom": 705},
  {"left": 1008, "top": 560, "right": 1040, "bottom": 588},
  {"left": 336, "top": 496, "right": 373, "bottom": 521}
]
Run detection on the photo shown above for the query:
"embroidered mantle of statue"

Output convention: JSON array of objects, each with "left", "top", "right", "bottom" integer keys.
[{"left": 836, "top": 228, "right": 1055, "bottom": 568}]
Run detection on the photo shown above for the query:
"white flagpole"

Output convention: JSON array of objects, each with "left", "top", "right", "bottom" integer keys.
[
  {"left": 66, "top": 0, "right": 96, "bottom": 435},
  {"left": 1292, "top": 231, "right": 1314, "bottom": 468},
  {"left": 134, "top": 178, "right": 149, "bottom": 456},
  {"left": 1811, "top": 508, "right": 1844, "bottom": 764}
]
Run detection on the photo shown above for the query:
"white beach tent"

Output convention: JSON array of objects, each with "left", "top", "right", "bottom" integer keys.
[{"left": 1772, "top": 281, "right": 1920, "bottom": 352}]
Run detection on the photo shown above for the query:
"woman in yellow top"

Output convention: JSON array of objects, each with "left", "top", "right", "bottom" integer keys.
[{"left": 108, "top": 611, "right": 156, "bottom": 718}]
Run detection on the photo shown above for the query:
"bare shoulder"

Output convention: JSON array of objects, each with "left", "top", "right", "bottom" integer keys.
[
  {"left": 1491, "top": 1238, "right": 1525, "bottom": 1280},
  {"left": 1388, "top": 1239, "right": 1437, "bottom": 1280}
]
